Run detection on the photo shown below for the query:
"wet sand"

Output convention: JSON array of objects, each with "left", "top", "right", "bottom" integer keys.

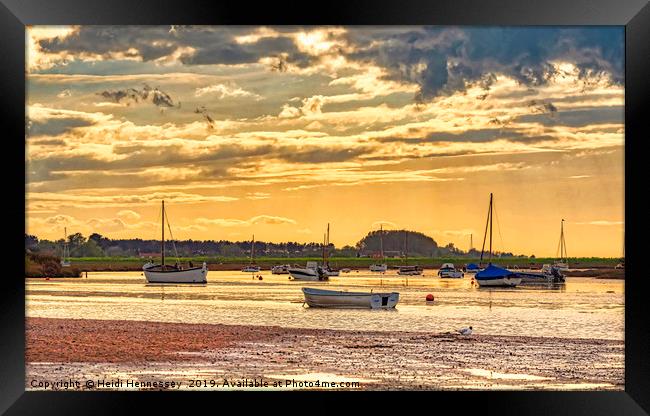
[{"left": 26, "top": 317, "right": 624, "bottom": 390}]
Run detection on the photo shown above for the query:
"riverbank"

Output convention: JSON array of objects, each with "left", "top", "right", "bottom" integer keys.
[
  {"left": 26, "top": 317, "right": 623, "bottom": 391},
  {"left": 27, "top": 257, "right": 625, "bottom": 279}
]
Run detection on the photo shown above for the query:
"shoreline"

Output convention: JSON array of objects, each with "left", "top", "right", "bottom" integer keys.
[
  {"left": 26, "top": 264, "right": 625, "bottom": 279},
  {"left": 26, "top": 317, "right": 624, "bottom": 390}
]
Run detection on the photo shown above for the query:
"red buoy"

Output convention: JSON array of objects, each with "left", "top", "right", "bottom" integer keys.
[{"left": 426, "top": 294, "right": 434, "bottom": 302}]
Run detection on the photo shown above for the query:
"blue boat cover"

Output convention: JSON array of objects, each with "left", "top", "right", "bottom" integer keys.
[
  {"left": 475, "top": 264, "right": 515, "bottom": 280},
  {"left": 466, "top": 263, "right": 480, "bottom": 270}
]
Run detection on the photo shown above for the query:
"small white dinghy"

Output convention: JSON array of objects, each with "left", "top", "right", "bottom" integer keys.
[{"left": 302, "top": 287, "right": 399, "bottom": 309}]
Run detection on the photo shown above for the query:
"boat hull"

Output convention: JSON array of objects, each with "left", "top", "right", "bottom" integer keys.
[
  {"left": 439, "top": 270, "right": 464, "bottom": 278},
  {"left": 397, "top": 267, "right": 422, "bottom": 276},
  {"left": 369, "top": 264, "right": 388, "bottom": 272},
  {"left": 241, "top": 266, "right": 261, "bottom": 273},
  {"left": 302, "top": 288, "right": 399, "bottom": 309},
  {"left": 289, "top": 268, "right": 323, "bottom": 281},
  {"left": 144, "top": 263, "right": 208, "bottom": 283},
  {"left": 271, "top": 266, "right": 289, "bottom": 274},
  {"left": 475, "top": 276, "right": 521, "bottom": 287}
]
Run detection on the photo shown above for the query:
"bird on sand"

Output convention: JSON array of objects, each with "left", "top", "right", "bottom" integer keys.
[{"left": 458, "top": 326, "right": 473, "bottom": 335}]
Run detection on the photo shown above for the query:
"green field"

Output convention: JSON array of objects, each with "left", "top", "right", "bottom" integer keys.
[{"left": 66, "top": 256, "right": 621, "bottom": 270}]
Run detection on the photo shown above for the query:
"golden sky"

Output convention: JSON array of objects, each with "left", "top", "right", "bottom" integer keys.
[{"left": 25, "top": 26, "right": 624, "bottom": 257}]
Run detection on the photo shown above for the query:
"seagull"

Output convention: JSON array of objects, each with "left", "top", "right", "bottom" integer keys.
[{"left": 458, "top": 326, "right": 473, "bottom": 336}]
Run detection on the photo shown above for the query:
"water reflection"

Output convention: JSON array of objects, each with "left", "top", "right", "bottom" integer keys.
[{"left": 26, "top": 271, "right": 624, "bottom": 340}]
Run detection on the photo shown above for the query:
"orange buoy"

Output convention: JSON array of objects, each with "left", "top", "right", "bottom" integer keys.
[
  {"left": 258, "top": 276, "right": 263, "bottom": 280},
  {"left": 45, "top": 277, "right": 50, "bottom": 281},
  {"left": 426, "top": 294, "right": 434, "bottom": 302}
]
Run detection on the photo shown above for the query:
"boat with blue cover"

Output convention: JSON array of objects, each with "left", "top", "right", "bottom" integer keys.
[{"left": 473, "top": 193, "right": 521, "bottom": 287}]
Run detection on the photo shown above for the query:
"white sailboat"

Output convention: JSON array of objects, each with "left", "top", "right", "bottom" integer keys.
[
  {"left": 302, "top": 287, "right": 399, "bottom": 309},
  {"left": 397, "top": 231, "right": 422, "bottom": 275},
  {"left": 321, "top": 223, "right": 339, "bottom": 276},
  {"left": 369, "top": 224, "right": 388, "bottom": 273},
  {"left": 552, "top": 219, "right": 569, "bottom": 271},
  {"left": 60, "top": 227, "right": 71, "bottom": 267},
  {"left": 143, "top": 200, "right": 208, "bottom": 284},
  {"left": 474, "top": 193, "right": 521, "bottom": 287},
  {"left": 241, "top": 234, "right": 261, "bottom": 273}
]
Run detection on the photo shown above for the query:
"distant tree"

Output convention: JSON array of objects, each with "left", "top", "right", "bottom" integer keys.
[
  {"left": 73, "top": 239, "right": 105, "bottom": 257},
  {"left": 25, "top": 234, "right": 39, "bottom": 250},
  {"left": 68, "top": 232, "right": 86, "bottom": 247}
]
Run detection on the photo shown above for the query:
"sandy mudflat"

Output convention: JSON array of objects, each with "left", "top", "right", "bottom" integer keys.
[{"left": 26, "top": 317, "right": 624, "bottom": 391}]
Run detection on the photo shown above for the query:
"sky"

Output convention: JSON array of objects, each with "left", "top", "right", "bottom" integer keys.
[{"left": 25, "top": 26, "right": 624, "bottom": 257}]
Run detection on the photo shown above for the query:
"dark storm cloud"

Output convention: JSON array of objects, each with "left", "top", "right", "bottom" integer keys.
[
  {"left": 279, "top": 146, "right": 368, "bottom": 164},
  {"left": 27, "top": 116, "right": 95, "bottom": 137},
  {"left": 515, "top": 106, "right": 623, "bottom": 128},
  {"left": 345, "top": 27, "right": 623, "bottom": 101},
  {"left": 39, "top": 26, "right": 314, "bottom": 69},
  {"left": 38, "top": 26, "right": 623, "bottom": 102},
  {"left": 373, "top": 128, "right": 557, "bottom": 145}
]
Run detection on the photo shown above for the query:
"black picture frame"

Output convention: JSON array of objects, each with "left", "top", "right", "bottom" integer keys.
[{"left": 2, "top": 0, "right": 648, "bottom": 414}]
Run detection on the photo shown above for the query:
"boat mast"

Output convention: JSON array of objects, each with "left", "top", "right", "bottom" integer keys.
[
  {"left": 479, "top": 193, "right": 493, "bottom": 265},
  {"left": 161, "top": 200, "right": 165, "bottom": 267},
  {"left": 63, "top": 227, "right": 68, "bottom": 260},
  {"left": 326, "top": 223, "right": 330, "bottom": 267},
  {"left": 380, "top": 224, "right": 384, "bottom": 261},
  {"left": 489, "top": 194, "right": 493, "bottom": 263},
  {"left": 404, "top": 231, "right": 408, "bottom": 265},
  {"left": 251, "top": 235, "right": 255, "bottom": 264},
  {"left": 560, "top": 218, "right": 567, "bottom": 263}
]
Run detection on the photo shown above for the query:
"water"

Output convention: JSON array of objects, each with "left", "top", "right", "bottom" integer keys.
[{"left": 26, "top": 270, "right": 624, "bottom": 341}]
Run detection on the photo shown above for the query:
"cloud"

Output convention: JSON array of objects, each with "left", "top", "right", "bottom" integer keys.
[
  {"left": 96, "top": 84, "right": 177, "bottom": 108},
  {"left": 371, "top": 220, "right": 397, "bottom": 229},
  {"left": 57, "top": 88, "right": 72, "bottom": 98},
  {"left": 194, "top": 83, "right": 262, "bottom": 100},
  {"left": 117, "top": 210, "right": 141, "bottom": 221},
  {"left": 346, "top": 27, "right": 623, "bottom": 101},
  {"left": 246, "top": 192, "right": 271, "bottom": 200},
  {"left": 568, "top": 175, "right": 591, "bottom": 179},
  {"left": 574, "top": 220, "right": 623, "bottom": 226},
  {"left": 196, "top": 215, "right": 297, "bottom": 227}
]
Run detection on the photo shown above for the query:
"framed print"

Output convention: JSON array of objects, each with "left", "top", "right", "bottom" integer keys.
[{"left": 2, "top": 0, "right": 649, "bottom": 414}]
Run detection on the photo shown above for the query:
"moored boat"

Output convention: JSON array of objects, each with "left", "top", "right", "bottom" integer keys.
[
  {"left": 369, "top": 224, "right": 388, "bottom": 273},
  {"left": 475, "top": 264, "right": 521, "bottom": 287},
  {"left": 397, "top": 265, "right": 422, "bottom": 275},
  {"left": 438, "top": 263, "right": 464, "bottom": 278},
  {"left": 552, "top": 219, "right": 570, "bottom": 271},
  {"left": 271, "top": 264, "right": 290, "bottom": 274},
  {"left": 241, "top": 234, "right": 260, "bottom": 273},
  {"left": 289, "top": 261, "right": 327, "bottom": 281},
  {"left": 143, "top": 200, "right": 208, "bottom": 284},
  {"left": 302, "top": 287, "right": 399, "bottom": 309},
  {"left": 397, "top": 231, "right": 422, "bottom": 275},
  {"left": 473, "top": 193, "right": 520, "bottom": 288},
  {"left": 465, "top": 263, "right": 480, "bottom": 274},
  {"left": 516, "top": 266, "right": 565, "bottom": 285}
]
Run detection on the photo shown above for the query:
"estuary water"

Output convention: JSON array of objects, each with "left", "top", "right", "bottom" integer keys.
[{"left": 26, "top": 270, "right": 624, "bottom": 341}]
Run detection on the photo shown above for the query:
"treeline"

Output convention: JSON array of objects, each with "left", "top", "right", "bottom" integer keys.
[
  {"left": 25, "top": 229, "right": 522, "bottom": 258},
  {"left": 357, "top": 230, "right": 518, "bottom": 258}
]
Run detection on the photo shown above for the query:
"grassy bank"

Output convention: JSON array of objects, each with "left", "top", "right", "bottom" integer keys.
[{"left": 47, "top": 256, "right": 622, "bottom": 272}]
